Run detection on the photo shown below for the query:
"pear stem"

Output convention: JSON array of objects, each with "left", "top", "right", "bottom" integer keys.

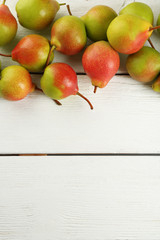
[
  {"left": 53, "top": 99, "right": 62, "bottom": 106},
  {"left": 45, "top": 46, "right": 55, "bottom": 67},
  {"left": 77, "top": 92, "right": 93, "bottom": 110},
  {"left": 36, "top": 86, "right": 62, "bottom": 105},
  {"left": 59, "top": 3, "right": 66, "bottom": 6},
  {"left": 149, "top": 25, "right": 160, "bottom": 31},
  {"left": 2, "top": 0, "right": 6, "bottom": 4},
  {"left": 148, "top": 38, "right": 155, "bottom": 49},
  {"left": 94, "top": 86, "right": 97, "bottom": 94},
  {"left": 66, "top": 5, "right": 72, "bottom": 16},
  {"left": 0, "top": 53, "right": 11, "bottom": 57}
]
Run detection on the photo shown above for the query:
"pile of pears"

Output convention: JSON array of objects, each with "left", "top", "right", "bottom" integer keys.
[{"left": 1, "top": 0, "right": 160, "bottom": 110}]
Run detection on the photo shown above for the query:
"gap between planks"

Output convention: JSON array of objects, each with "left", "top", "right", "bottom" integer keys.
[
  {"left": 30, "top": 72, "right": 129, "bottom": 76},
  {"left": 0, "top": 153, "right": 160, "bottom": 157}
]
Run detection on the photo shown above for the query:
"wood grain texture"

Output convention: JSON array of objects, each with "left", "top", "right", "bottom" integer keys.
[
  {"left": 0, "top": 156, "right": 160, "bottom": 240},
  {"left": 0, "top": 0, "right": 160, "bottom": 154},
  {"left": 1, "top": 1, "right": 160, "bottom": 240},
  {"left": 1, "top": 75, "right": 160, "bottom": 154}
]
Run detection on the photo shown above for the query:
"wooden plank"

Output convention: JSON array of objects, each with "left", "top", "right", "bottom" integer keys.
[
  {"left": 0, "top": 156, "right": 160, "bottom": 240},
  {"left": 0, "top": 75, "right": 160, "bottom": 154},
  {"left": 0, "top": 0, "right": 160, "bottom": 154},
  {"left": 0, "top": 0, "right": 159, "bottom": 73}
]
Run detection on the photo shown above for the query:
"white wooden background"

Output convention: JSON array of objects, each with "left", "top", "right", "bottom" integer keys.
[
  {"left": 1, "top": 0, "right": 160, "bottom": 239},
  {"left": 1, "top": 0, "right": 160, "bottom": 154}
]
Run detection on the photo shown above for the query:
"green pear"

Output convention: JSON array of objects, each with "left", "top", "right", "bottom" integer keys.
[
  {"left": 119, "top": 2, "right": 154, "bottom": 24},
  {"left": 0, "top": 65, "right": 35, "bottom": 101},
  {"left": 152, "top": 75, "right": 160, "bottom": 92},
  {"left": 81, "top": 5, "right": 117, "bottom": 42},
  {"left": 157, "top": 14, "right": 160, "bottom": 34},
  {"left": 126, "top": 46, "right": 160, "bottom": 83},
  {"left": 16, "top": 0, "right": 64, "bottom": 30},
  {"left": 107, "top": 14, "right": 152, "bottom": 54}
]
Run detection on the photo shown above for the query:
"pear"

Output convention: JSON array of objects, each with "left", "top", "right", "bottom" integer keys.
[
  {"left": 119, "top": 2, "right": 154, "bottom": 24},
  {"left": 126, "top": 46, "right": 160, "bottom": 83},
  {"left": 107, "top": 14, "right": 153, "bottom": 54},
  {"left": 0, "top": 66, "right": 35, "bottom": 101},
  {"left": 0, "top": 35, "right": 54, "bottom": 72},
  {"left": 0, "top": 0, "right": 17, "bottom": 46},
  {"left": 81, "top": 5, "right": 117, "bottom": 42},
  {"left": 16, "top": 0, "right": 65, "bottom": 30},
  {"left": 152, "top": 75, "right": 160, "bottom": 92},
  {"left": 41, "top": 63, "right": 93, "bottom": 109},
  {"left": 157, "top": 14, "right": 160, "bottom": 34},
  {"left": 51, "top": 16, "right": 87, "bottom": 55},
  {"left": 11, "top": 35, "right": 54, "bottom": 72},
  {"left": 82, "top": 41, "right": 120, "bottom": 93}
]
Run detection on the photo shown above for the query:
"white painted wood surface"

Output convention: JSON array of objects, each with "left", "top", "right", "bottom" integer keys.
[
  {"left": 0, "top": 0, "right": 160, "bottom": 153},
  {"left": 1, "top": 1, "right": 160, "bottom": 239},
  {"left": 1, "top": 75, "right": 160, "bottom": 154},
  {"left": 0, "top": 0, "right": 160, "bottom": 154},
  {"left": 0, "top": 156, "right": 160, "bottom": 240}
]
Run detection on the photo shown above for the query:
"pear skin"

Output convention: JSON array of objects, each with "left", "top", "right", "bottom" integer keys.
[
  {"left": 119, "top": 2, "right": 154, "bottom": 24},
  {"left": 107, "top": 14, "right": 152, "bottom": 54},
  {"left": 40, "top": 62, "right": 93, "bottom": 109},
  {"left": 51, "top": 16, "right": 87, "bottom": 55},
  {"left": 0, "top": 66, "right": 34, "bottom": 101},
  {"left": 41, "top": 63, "right": 78, "bottom": 100},
  {"left": 82, "top": 41, "right": 120, "bottom": 89},
  {"left": 81, "top": 5, "right": 117, "bottom": 41},
  {"left": 152, "top": 75, "right": 160, "bottom": 92},
  {"left": 157, "top": 14, "right": 160, "bottom": 34},
  {"left": 11, "top": 35, "right": 54, "bottom": 72},
  {"left": 16, "top": 0, "right": 60, "bottom": 30},
  {"left": 0, "top": 4, "right": 17, "bottom": 46},
  {"left": 126, "top": 46, "right": 160, "bottom": 83}
]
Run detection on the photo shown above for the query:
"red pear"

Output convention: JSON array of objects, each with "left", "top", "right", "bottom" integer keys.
[
  {"left": 51, "top": 16, "right": 87, "bottom": 55},
  {"left": 82, "top": 41, "right": 120, "bottom": 93},
  {"left": 0, "top": 0, "right": 18, "bottom": 46},
  {"left": 41, "top": 63, "right": 93, "bottom": 109},
  {"left": 0, "top": 35, "right": 54, "bottom": 72}
]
